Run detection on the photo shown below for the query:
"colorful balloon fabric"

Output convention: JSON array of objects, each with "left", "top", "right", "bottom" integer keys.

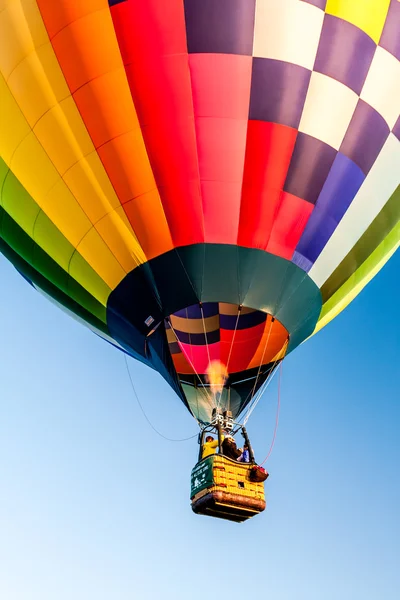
[{"left": 0, "top": 0, "right": 399, "bottom": 423}]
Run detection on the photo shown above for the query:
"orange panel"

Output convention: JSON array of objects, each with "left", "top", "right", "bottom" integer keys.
[
  {"left": 73, "top": 68, "right": 140, "bottom": 147},
  {"left": 97, "top": 131, "right": 156, "bottom": 203},
  {"left": 171, "top": 352, "right": 194, "bottom": 375},
  {"left": 247, "top": 317, "right": 289, "bottom": 369},
  {"left": 123, "top": 190, "right": 173, "bottom": 260},
  {"left": 37, "top": 1, "right": 107, "bottom": 39},
  {"left": 37, "top": 1, "right": 173, "bottom": 260}
]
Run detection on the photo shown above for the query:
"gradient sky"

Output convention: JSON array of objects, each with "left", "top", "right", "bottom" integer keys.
[{"left": 0, "top": 251, "right": 399, "bottom": 600}]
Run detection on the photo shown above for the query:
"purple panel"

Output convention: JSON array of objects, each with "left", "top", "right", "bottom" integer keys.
[
  {"left": 300, "top": 0, "right": 327, "bottom": 9},
  {"left": 283, "top": 133, "right": 337, "bottom": 204},
  {"left": 173, "top": 302, "right": 219, "bottom": 319},
  {"left": 314, "top": 15, "right": 376, "bottom": 94},
  {"left": 292, "top": 251, "right": 313, "bottom": 272},
  {"left": 174, "top": 329, "right": 220, "bottom": 345},
  {"left": 379, "top": 0, "right": 400, "bottom": 60},
  {"left": 249, "top": 58, "right": 311, "bottom": 128},
  {"left": 168, "top": 341, "right": 181, "bottom": 355},
  {"left": 184, "top": 0, "right": 256, "bottom": 55},
  {"left": 295, "top": 208, "right": 337, "bottom": 265},
  {"left": 220, "top": 310, "right": 266, "bottom": 330},
  {"left": 294, "top": 153, "right": 365, "bottom": 264},
  {"left": 392, "top": 115, "right": 400, "bottom": 141},
  {"left": 340, "top": 99, "right": 390, "bottom": 174}
]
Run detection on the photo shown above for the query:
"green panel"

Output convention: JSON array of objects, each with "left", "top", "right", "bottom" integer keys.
[
  {"left": 0, "top": 208, "right": 107, "bottom": 325},
  {"left": 0, "top": 232, "right": 109, "bottom": 335},
  {"left": 0, "top": 159, "right": 9, "bottom": 194},
  {"left": 108, "top": 244, "right": 322, "bottom": 354},
  {"left": 1, "top": 210, "right": 36, "bottom": 264},
  {"left": 0, "top": 159, "right": 110, "bottom": 309},
  {"left": 1, "top": 163, "right": 41, "bottom": 237},
  {"left": 190, "top": 456, "right": 215, "bottom": 498},
  {"left": 201, "top": 244, "right": 241, "bottom": 302},
  {"left": 33, "top": 210, "right": 76, "bottom": 272},
  {"left": 321, "top": 185, "right": 400, "bottom": 302},
  {"left": 318, "top": 222, "right": 399, "bottom": 327}
]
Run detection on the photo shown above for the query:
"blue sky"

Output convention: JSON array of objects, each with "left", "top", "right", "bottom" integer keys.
[{"left": 0, "top": 251, "right": 399, "bottom": 600}]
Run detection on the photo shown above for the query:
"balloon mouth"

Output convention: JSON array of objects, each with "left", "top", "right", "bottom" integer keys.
[{"left": 165, "top": 302, "right": 289, "bottom": 379}]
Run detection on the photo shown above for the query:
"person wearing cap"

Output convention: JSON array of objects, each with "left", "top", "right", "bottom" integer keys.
[
  {"left": 221, "top": 435, "right": 242, "bottom": 461},
  {"left": 201, "top": 434, "right": 224, "bottom": 459}
]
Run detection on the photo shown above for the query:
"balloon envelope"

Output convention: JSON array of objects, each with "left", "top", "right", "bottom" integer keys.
[{"left": 0, "top": 0, "right": 399, "bottom": 423}]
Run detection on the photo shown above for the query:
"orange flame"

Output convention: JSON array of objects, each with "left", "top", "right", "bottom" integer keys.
[{"left": 205, "top": 360, "right": 228, "bottom": 397}]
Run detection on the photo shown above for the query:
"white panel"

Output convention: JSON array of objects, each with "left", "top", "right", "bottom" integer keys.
[
  {"left": 309, "top": 134, "right": 400, "bottom": 286},
  {"left": 360, "top": 47, "right": 400, "bottom": 130},
  {"left": 299, "top": 72, "right": 359, "bottom": 150},
  {"left": 253, "top": 0, "right": 324, "bottom": 70}
]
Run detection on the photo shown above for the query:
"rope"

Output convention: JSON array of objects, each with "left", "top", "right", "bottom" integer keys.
[
  {"left": 199, "top": 303, "right": 215, "bottom": 407},
  {"left": 242, "top": 338, "right": 288, "bottom": 425},
  {"left": 248, "top": 316, "right": 274, "bottom": 403},
  {"left": 225, "top": 306, "right": 241, "bottom": 372},
  {"left": 124, "top": 354, "right": 198, "bottom": 442},
  {"left": 259, "top": 361, "right": 283, "bottom": 465},
  {"left": 242, "top": 362, "right": 279, "bottom": 426}
]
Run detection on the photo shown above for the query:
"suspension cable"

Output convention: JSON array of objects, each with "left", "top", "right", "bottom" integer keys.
[
  {"left": 225, "top": 306, "right": 241, "bottom": 372},
  {"left": 248, "top": 315, "right": 274, "bottom": 403},
  {"left": 242, "top": 362, "right": 280, "bottom": 426},
  {"left": 242, "top": 338, "right": 288, "bottom": 425},
  {"left": 199, "top": 303, "right": 214, "bottom": 406},
  {"left": 259, "top": 361, "right": 283, "bottom": 465},
  {"left": 124, "top": 354, "right": 198, "bottom": 442}
]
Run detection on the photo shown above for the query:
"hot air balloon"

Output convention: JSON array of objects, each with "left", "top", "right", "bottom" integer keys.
[{"left": 0, "top": 0, "right": 399, "bottom": 522}]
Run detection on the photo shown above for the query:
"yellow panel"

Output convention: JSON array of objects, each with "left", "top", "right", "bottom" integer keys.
[
  {"left": 0, "top": 76, "right": 125, "bottom": 290},
  {"left": 44, "top": 179, "right": 93, "bottom": 247},
  {"left": 63, "top": 150, "right": 122, "bottom": 222},
  {"left": 0, "top": 0, "right": 49, "bottom": 79},
  {"left": 76, "top": 227, "right": 126, "bottom": 289},
  {"left": 95, "top": 206, "right": 146, "bottom": 272},
  {"left": 0, "top": 74, "right": 31, "bottom": 162},
  {"left": 7, "top": 42, "right": 70, "bottom": 127},
  {"left": 325, "top": 0, "right": 391, "bottom": 43},
  {"left": 34, "top": 96, "right": 94, "bottom": 174},
  {"left": 0, "top": 0, "right": 147, "bottom": 279},
  {"left": 12, "top": 131, "right": 61, "bottom": 200},
  {"left": 69, "top": 252, "right": 112, "bottom": 308}
]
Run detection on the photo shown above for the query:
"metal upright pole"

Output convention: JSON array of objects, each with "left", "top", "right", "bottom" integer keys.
[{"left": 217, "top": 422, "right": 223, "bottom": 455}]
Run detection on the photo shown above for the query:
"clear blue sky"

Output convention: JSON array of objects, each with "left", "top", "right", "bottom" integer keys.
[{"left": 0, "top": 251, "right": 399, "bottom": 600}]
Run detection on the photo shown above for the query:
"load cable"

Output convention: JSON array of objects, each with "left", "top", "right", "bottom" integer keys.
[
  {"left": 259, "top": 361, "right": 283, "bottom": 465},
  {"left": 124, "top": 354, "right": 198, "bottom": 442}
]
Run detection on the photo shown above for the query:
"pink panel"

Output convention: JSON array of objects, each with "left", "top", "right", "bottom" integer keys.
[
  {"left": 189, "top": 53, "right": 252, "bottom": 119},
  {"left": 178, "top": 341, "right": 221, "bottom": 374},
  {"left": 189, "top": 53, "right": 252, "bottom": 244}
]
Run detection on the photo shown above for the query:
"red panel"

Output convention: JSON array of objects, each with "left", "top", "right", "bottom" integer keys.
[
  {"left": 238, "top": 121, "right": 298, "bottom": 249},
  {"left": 110, "top": 0, "right": 204, "bottom": 247},
  {"left": 266, "top": 192, "right": 314, "bottom": 259},
  {"left": 220, "top": 321, "right": 266, "bottom": 373}
]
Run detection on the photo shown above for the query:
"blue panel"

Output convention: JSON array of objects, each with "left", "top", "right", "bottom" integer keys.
[{"left": 295, "top": 153, "right": 365, "bottom": 266}]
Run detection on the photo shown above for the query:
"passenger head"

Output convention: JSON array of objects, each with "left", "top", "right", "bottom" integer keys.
[{"left": 205, "top": 436, "right": 214, "bottom": 442}]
